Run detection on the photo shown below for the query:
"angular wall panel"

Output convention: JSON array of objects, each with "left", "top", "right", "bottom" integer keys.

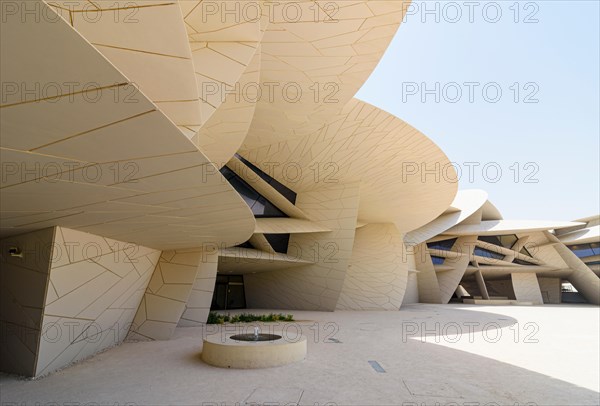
[
  {"left": 193, "top": 45, "right": 263, "bottom": 165},
  {"left": 538, "top": 277, "right": 561, "bottom": 304},
  {"left": 34, "top": 227, "right": 160, "bottom": 377},
  {"left": 337, "top": 223, "right": 408, "bottom": 310},
  {"left": 437, "top": 236, "right": 478, "bottom": 304},
  {"left": 0, "top": 226, "right": 159, "bottom": 377},
  {"left": 414, "top": 243, "right": 442, "bottom": 304},
  {"left": 402, "top": 272, "right": 420, "bottom": 306},
  {"left": 178, "top": 249, "right": 219, "bottom": 327},
  {"left": 129, "top": 248, "right": 218, "bottom": 339},
  {"left": 511, "top": 273, "right": 544, "bottom": 305},
  {"left": 244, "top": 183, "right": 360, "bottom": 311},
  {"left": 0, "top": 228, "right": 54, "bottom": 376},
  {"left": 57, "top": 0, "right": 204, "bottom": 137},
  {"left": 545, "top": 232, "right": 600, "bottom": 305}
]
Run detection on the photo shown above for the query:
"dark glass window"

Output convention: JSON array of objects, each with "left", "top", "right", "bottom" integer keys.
[
  {"left": 474, "top": 247, "right": 505, "bottom": 260},
  {"left": 520, "top": 246, "right": 533, "bottom": 258},
  {"left": 478, "top": 235, "right": 518, "bottom": 249},
  {"left": 264, "top": 234, "right": 291, "bottom": 254},
  {"left": 513, "top": 258, "right": 538, "bottom": 266},
  {"left": 585, "top": 260, "right": 600, "bottom": 266},
  {"left": 427, "top": 238, "right": 457, "bottom": 251},
  {"left": 569, "top": 243, "right": 600, "bottom": 258},
  {"left": 236, "top": 154, "right": 297, "bottom": 204},
  {"left": 220, "top": 166, "right": 288, "bottom": 218},
  {"left": 235, "top": 241, "right": 254, "bottom": 249},
  {"left": 431, "top": 255, "right": 445, "bottom": 265}
]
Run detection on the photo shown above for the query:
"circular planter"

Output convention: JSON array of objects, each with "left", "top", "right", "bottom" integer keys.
[{"left": 201, "top": 332, "right": 307, "bottom": 369}]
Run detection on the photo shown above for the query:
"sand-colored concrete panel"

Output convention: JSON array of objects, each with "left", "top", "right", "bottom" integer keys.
[
  {"left": 337, "top": 223, "right": 408, "bottom": 310},
  {"left": 0, "top": 3, "right": 256, "bottom": 249},
  {"left": 511, "top": 273, "right": 544, "bottom": 305},
  {"left": 538, "top": 277, "right": 561, "bottom": 304},
  {"left": 34, "top": 227, "right": 159, "bottom": 377},
  {"left": 179, "top": 249, "right": 219, "bottom": 327},
  {"left": 244, "top": 183, "right": 360, "bottom": 311},
  {"left": 242, "top": 99, "right": 457, "bottom": 232},
  {"left": 446, "top": 220, "right": 585, "bottom": 236},
  {"left": 245, "top": 1, "right": 409, "bottom": 149},
  {"left": 130, "top": 246, "right": 223, "bottom": 338},
  {"left": 66, "top": 1, "right": 203, "bottom": 132},
  {"left": 0, "top": 228, "right": 54, "bottom": 377},
  {"left": 436, "top": 236, "right": 478, "bottom": 304},
  {"left": 414, "top": 243, "right": 442, "bottom": 304}
]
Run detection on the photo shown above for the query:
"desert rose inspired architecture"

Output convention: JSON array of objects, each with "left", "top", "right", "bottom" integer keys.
[{"left": 1, "top": 0, "right": 598, "bottom": 378}]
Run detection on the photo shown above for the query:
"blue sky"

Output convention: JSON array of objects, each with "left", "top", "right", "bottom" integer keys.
[{"left": 357, "top": 1, "right": 599, "bottom": 221}]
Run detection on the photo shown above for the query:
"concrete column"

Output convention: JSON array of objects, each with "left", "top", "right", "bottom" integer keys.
[
  {"left": 455, "top": 285, "right": 470, "bottom": 299},
  {"left": 475, "top": 270, "right": 490, "bottom": 300},
  {"left": 511, "top": 273, "right": 544, "bottom": 305}
]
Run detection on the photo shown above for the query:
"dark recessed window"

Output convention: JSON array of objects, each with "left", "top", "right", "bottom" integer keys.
[
  {"left": 235, "top": 241, "right": 254, "bottom": 249},
  {"left": 236, "top": 154, "right": 297, "bottom": 204},
  {"left": 478, "top": 234, "right": 518, "bottom": 249},
  {"left": 431, "top": 255, "right": 445, "bottom": 265},
  {"left": 264, "top": 234, "right": 291, "bottom": 254},
  {"left": 585, "top": 260, "right": 600, "bottom": 266},
  {"left": 474, "top": 247, "right": 505, "bottom": 261},
  {"left": 513, "top": 258, "right": 538, "bottom": 266},
  {"left": 520, "top": 246, "right": 534, "bottom": 258},
  {"left": 569, "top": 243, "right": 600, "bottom": 258},
  {"left": 221, "top": 166, "right": 288, "bottom": 218},
  {"left": 427, "top": 238, "right": 457, "bottom": 251}
]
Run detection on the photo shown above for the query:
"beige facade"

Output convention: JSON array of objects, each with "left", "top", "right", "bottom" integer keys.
[
  {"left": 1, "top": 0, "right": 598, "bottom": 378},
  {"left": 0, "top": 227, "right": 159, "bottom": 376},
  {"left": 406, "top": 190, "right": 600, "bottom": 306}
]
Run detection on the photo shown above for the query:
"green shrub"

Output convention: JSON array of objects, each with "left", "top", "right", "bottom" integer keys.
[
  {"left": 206, "top": 312, "right": 294, "bottom": 324},
  {"left": 207, "top": 312, "right": 221, "bottom": 324}
]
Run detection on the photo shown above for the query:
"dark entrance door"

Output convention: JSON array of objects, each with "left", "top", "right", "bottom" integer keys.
[{"left": 211, "top": 275, "right": 246, "bottom": 310}]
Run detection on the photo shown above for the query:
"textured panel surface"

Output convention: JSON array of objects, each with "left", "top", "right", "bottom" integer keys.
[
  {"left": 244, "top": 183, "right": 360, "bottom": 311},
  {"left": 59, "top": 1, "right": 203, "bottom": 136},
  {"left": 537, "top": 277, "right": 561, "bottom": 304},
  {"left": 546, "top": 232, "right": 600, "bottom": 305},
  {"left": 35, "top": 227, "right": 160, "bottom": 377},
  {"left": 129, "top": 248, "right": 219, "bottom": 339},
  {"left": 242, "top": 99, "right": 456, "bottom": 232},
  {"left": 402, "top": 273, "right": 420, "bottom": 305},
  {"left": 193, "top": 45, "right": 262, "bottom": 164},
  {"left": 511, "top": 273, "right": 544, "bottom": 305},
  {"left": 0, "top": 228, "right": 54, "bottom": 376},
  {"left": 337, "top": 223, "right": 408, "bottom": 310},
  {"left": 178, "top": 249, "right": 219, "bottom": 327},
  {"left": 414, "top": 243, "right": 442, "bottom": 304},
  {"left": 436, "top": 236, "right": 477, "bottom": 304},
  {"left": 245, "top": 1, "right": 409, "bottom": 149},
  {"left": 0, "top": 1, "right": 255, "bottom": 249},
  {"left": 406, "top": 190, "right": 488, "bottom": 244}
]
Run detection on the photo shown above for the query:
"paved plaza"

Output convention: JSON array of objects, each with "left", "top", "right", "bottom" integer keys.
[{"left": 2, "top": 304, "right": 598, "bottom": 406}]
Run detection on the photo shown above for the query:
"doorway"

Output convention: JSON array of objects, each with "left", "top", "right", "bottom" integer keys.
[{"left": 211, "top": 274, "right": 246, "bottom": 310}]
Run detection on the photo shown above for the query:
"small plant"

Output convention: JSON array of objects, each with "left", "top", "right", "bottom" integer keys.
[
  {"left": 262, "top": 314, "right": 275, "bottom": 322},
  {"left": 206, "top": 312, "right": 294, "bottom": 324},
  {"left": 207, "top": 312, "right": 222, "bottom": 324}
]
